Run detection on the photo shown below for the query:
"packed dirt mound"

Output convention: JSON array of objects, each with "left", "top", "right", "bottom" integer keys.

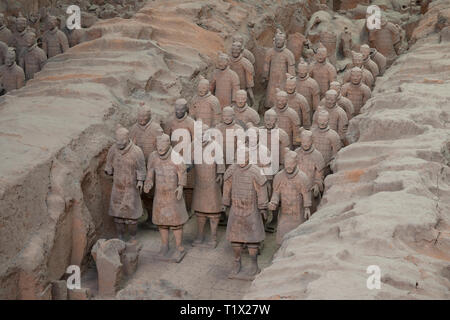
[{"left": 245, "top": 10, "right": 450, "bottom": 299}]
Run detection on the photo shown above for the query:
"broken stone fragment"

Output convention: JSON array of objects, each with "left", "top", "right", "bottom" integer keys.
[
  {"left": 68, "top": 288, "right": 92, "bottom": 300},
  {"left": 51, "top": 280, "right": 68, "bottom": 300}
]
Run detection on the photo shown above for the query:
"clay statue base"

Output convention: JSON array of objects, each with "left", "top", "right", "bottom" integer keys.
[{"left": 147, "top": 249, "right": 187, "bottom": 263}]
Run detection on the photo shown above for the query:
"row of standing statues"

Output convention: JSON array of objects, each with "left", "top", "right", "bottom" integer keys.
[
  {"left": 105, "top": 28, "right": 392, "bottom": 280},
  {"left": 0, "top": 12, "right": 69, "bottom": 94}
]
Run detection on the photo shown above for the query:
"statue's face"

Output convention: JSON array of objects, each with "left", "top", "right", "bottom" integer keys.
[
  {"left": 325, "top": 92, "right": 337, "bottom": 108},
  {"left": 116, "top": 131, "right": 129, "bottom": 150},
  {"left": 351, "top": 71, "right": 362, "bottom": 85},
  {"left": 5, "top": 52, "right": 15, "bottom": 66},
  {"left": 231, "top": 43, "right": 242, "bottom": 58},
  {"left": 361, "top": 47, "right": 370, "bottom": 60},
  {"left": 264, "top": 114, "right": 277, "bottom": 129},
  {"left": 217, "top": 56, "right": 228, "bottom": 70},
  {"left": 285, "top": 155, "right": 297, "bottom": 174},
  {"left": 316, "top": 49, "right": 327, "bottom": 63},
  {"left": 236, "top": 91, "right": 247, "bottom": 107},
  {"left": 25, "top": 33, "right": 36, "bottom": 47},
  {"left": 318, "top": 113, "right": 329, "bottom": 129},
  {"left": 222, "top": 110, "right": 234, "bottom": 124},
  {"left": 301, "top": 134, "right": 312, "bottom": 150},
  {"left": 49, "top": 17, "right": 58, "bottom": 30},
  {"left": 137, "top": 109, "right": 151, "bottom": 126},
  {"left": 232, "top": 35, "right": 244, "bottom": 44},
  {"left": 297, "top": 64, "right": 308, "bottom": 78},
  {"left": 175, "top": 103, "right": 186, "bottom": 119},
  {"left": 157, "top": 137, "right": 171, "bottom": 155},
  {"left": 274, "top": 34, "right": 285, "bottom": 48},
  {"left": 353, "top": 56, "right": 363, "bottom": 67},
  {"left": 239, "top": 149, "right": 249, "bottom": 167},
  {"left": 285, "top": 79, "right": 296, "bottom": 94},
  {"left": 16, "top": 19, "right": 27, "bottom": 33},
  {"left": 197, "top": 81, "right": 209, "bottom": 96},
  {"left": 276, "top": 94, "right": 288, "bottom": 109}
]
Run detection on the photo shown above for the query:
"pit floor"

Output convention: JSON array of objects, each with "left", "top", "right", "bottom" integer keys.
[{"left": 82, "top": 214, "right": 278, "bottom": 299}]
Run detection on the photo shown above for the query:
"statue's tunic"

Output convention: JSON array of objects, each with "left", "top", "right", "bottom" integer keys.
[
  {"left": 223, "top": 164, "right": 268, "bottom": 243},
  {"left": 233, "top": 104, "right": 260, "bottom": 127},
  {"left": 341, "top": 82, "right": 371, "bottom": 115},
  {"left": 312, "top": 126, "right": 341, "bottom": 166},
  {"left": 105, "top": 141, "right": 146, "bottom": 220},
  {"left": 296, "top": 75, "right": 320, "bottom": 112},
  {"left": 210, "top": 67, "right": 240, "bottom": 108},
  {"left": 271, "top": 167, "right": 311, "bottom": 244},
  {"left": 287, "top": 91, "right": 311, "bottom": 129},
  {"left": 42, "top": 28, "right": 69, "bottom": 58},
  {"left": 230, "top": 54, "right": 254, "bottom": 90},
  {"left": 310, "top": 60, "right": 337, "bottom": 98},
  {"left": 190, "top": 92, "right": 221, "bottom": 127},
  {"left": 271, "top": 105, "right": 301, "bottom": 147},
  {"left": 20, "top": 44, "right": 47, "bottom": 80},
  {"left": 0, "top": 62, "right": 25, "bottom": 92},
  {"left": 146, "top": 149, "right": 189, "bottom": 226},
  {"left": 129, "top": 119, "right": 164, "bottom": 161},
  {"left": 312, "top": 105, "right": 348, "bottom": 142}
]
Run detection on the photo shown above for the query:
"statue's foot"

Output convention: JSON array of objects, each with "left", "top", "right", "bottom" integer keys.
[
  {"left": 173, "top": 247, "right": 185, "bottom": 261},
  {"left": 192, "top": 236, "right": 204, "bottom": 246},
  {"left": 247, "top": 256, "right": 260, "bottom": 276},
  {"left": 230, "top": 259, "right": 241, "bottom": 276},
  {"left": 206, "top": 239, "right": 217, "bottom": 248}
]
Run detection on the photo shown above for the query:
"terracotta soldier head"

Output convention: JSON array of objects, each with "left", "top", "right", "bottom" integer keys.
[
  {"left": 264, "top": 109, "right": 277, "bottom": 130},
  {"left": 231, "top": 41, "right": 243, "bottom": 59},
  {"left": 324, "top": 89, "right": 338, "bottom": 108},
  {"left": 5, "top": 48, "right": 16, "bottom": 67},
  {"left": 157, "top": 133, "right": 171, "bottom": 156},
  {"left": 380, "top": 14, "right": 388, "bottom": 27},
  {"left": 350, "top": 67, "right": 363, "bottom": 85},
  {"left": 329, "top": 81, "right": 342, "bottom": 95},
  {"left": 237, "top": 146, "right": 250, "bottom": 167},
  {"left": 16, "top": 16, "right": 27, "bottom": 33},
  {"left": 300, "top": 130, "right": 313, "bottom": 151},
  {"left": 297, "top": 59, "right": 309, "bottom": 78},
  {"left": 217, "top": 52, "right": 230, "bottom": 70},
  {"left": 116, "top": 127, "right": 130, "bottom": 150},
  {"left": 275, "top": 90, "right": 288, "bottom": 110},
  {"left": 232, "top": 34, "right": 245, "bottom": 45},
  {"left": 25, "top": 31, "right": 36, "bottom": 48},
  {"left": 285, "top": 74, "right": 296, "bottom": 94},
  {"left": 137, "top": 104, "right": 152, "bottom": 126},
  {"left": 222, "top": 106, "right": 235, "bottom": 125},
  {"left": 352, "top": 51, "right": 364, "bottom": 68},
  {"left": 317, "top": 110, "right": 330, "bottom": 130},
  {"left": 273, "top": 31, "right": 286, "bottom": 49},
  {"left": 0, "top": 13, "right": 5, "bottom": 27},
  {"left": 235, "top": 89, "right": 247, "bottom": 108},
  {"left": 315, "top": 47, "right": 327, "bottom": 63},
  {"left": 175, "top": 98, "right": 188, "bottom": 119},
  {"left": 360, "top": 44, "right": 371, "bottom": 60},
  {"left": 197, "top": 78, "right": 210, "bottom": 97},
  {"left": 48, "top": 15, "right": 58, "bottom": 31},
  {"left": 284, "top": 150, "right": 298, "bottom": 174}
]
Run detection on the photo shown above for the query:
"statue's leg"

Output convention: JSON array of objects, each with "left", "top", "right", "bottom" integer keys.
[
  {"left": 128, "top": 221, "right": 138, "bottom": 242},
  {"left": 230, "top": 242, "right": 242, "bottom": 275},
  {"left": 193, "top": 213, "right": 207, "bottom": 245},
  {"left": 208, "top": 215, "right": 220, "bottom": 247},
  {"left": 247, "top": 244, "right": 261, "bottom": 276},
  {"left": 114, "top": 218, "right": 126, "bottom": 241},
  {"left": 173, "top": 225, "right": 185, "bottom": 255},
  {"left": 158, "top": 226, "right": 169, "bottom": 256}
]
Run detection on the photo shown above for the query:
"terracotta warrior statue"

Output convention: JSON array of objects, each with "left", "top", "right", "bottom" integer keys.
[
  {"left": 313, "top": 89, "right": 348, "bottom": 145},
  {"left": 320, "top": 81, "right": 354, "bottom": 121},
  {"left": 190, "top": 78, "right": 221, "bottom": 128},
  {"left": 312, "top": 110, "right": 341, "bottom": 175},
  {"left": 341, "top": 67, "right": 372, "bottom": 115},
  {"left": 233, "top": 89, "right": 260, "bottom": 127},
  {"left": 42, "top": 15, "right": 69, "bottom": 58},
  {"left": 210, "top": 53, "right": 240, "bottom": 109},
  {"left": 262, "top": 31, "right": 295, "bottom": 110},
  {"left": 369, "top": 47, "right": 387, "bottom": 76},
  {"left": 359, "top": 44, "right": 379, "bottom": 78},
  {"left": 231, "top": 34, "right": 255, "bottom": 65},
  {"left": 343, "top": 51, "right": 374, "bottom": 89},
  {"left": 340, "top": 27, "right": 352, "bottom": 59},
  {"left": 191, "top": 126, "right": 225, "bottom": 248},
  {"left": 269, "top": 150, "right": 311, "bottom": 245},
  {"left": 0, "top": 14, "right": 13, "bottom": 46},
  {"left": 285, "top": 74, "right": 311, "bottom": 129},
  {"left": 223, "top": 147, "right": 268, "bottom": 279},
  {"left": 0, "top": 40, "right": 7, "bottom": 65},
  {"left": 230, "top": 41, "right": 255, "bottom": 106},
  {"left": 164, "top": 99, "right": 196, "bottom": 213},
  {"left": 12, "top": 15, "right": 28, "bottom": 63},
  {"left": 296, "top": 59, "right": 320, "bottom": 114},
  {"left": 309, "top": 47, "right": 337, "bottom": 99},
  {"left": 368, "top": 15, "right": 401, "bottom": 66},
  {"left": 144, "top": 134, "right": 189, "bottom": 260},
  {"left": 105, "top": 127, "right": 146, "bottom": 241},
  {"left": 20, "top": 32, "right": 47, "bottom": 81},
  {"left": 216, "top": 106, "right": 244, "bottom": 166},
  {"left": 271, "top": 90, "right": 302, "bottom": 148},
  {"left": 130, "top": 104, "right": 164, "bottom": 229},
  {"left": 295, "top": 130, "right": 325, "bottom": 214},
  {"left": 0, "top": 48, "right": 25, "bottom": 93}
]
